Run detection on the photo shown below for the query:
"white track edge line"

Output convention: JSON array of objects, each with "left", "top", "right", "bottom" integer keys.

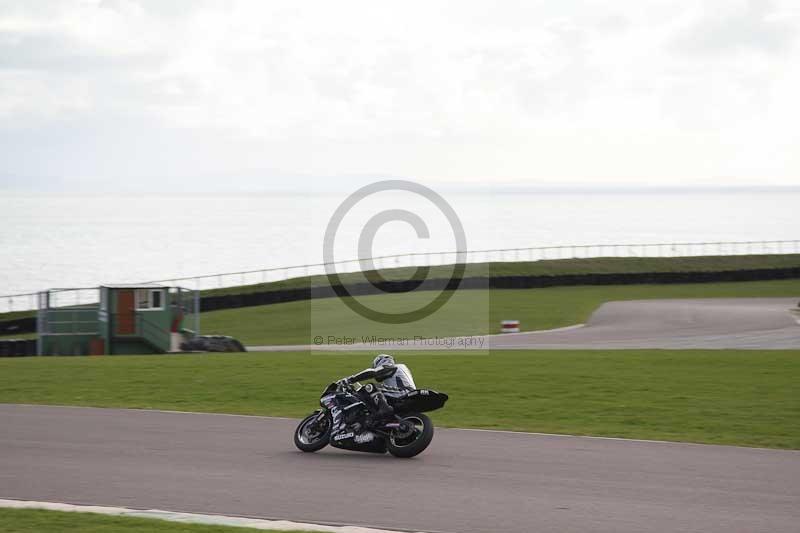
[
  {"left": 0, "top": 499, "right": 425, "bottom": 533},
  {"left": 245, "top": 323, "right": 588, "bottom": 350}
]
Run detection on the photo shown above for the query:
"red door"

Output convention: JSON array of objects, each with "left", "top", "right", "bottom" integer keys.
[{"left": 116, "top": 290, "right": 135, "bottom": 335}]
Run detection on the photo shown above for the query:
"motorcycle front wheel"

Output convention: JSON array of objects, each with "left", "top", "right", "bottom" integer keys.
[
  {"left": 386, "top": 413, "right": 434, "bottom": 458},
  {"left": 294, "top": 411, "right": 331, "bottom": 452}
]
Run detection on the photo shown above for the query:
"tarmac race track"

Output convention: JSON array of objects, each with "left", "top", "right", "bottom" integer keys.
[
  {"left": 488, "top": 297, "right": 800, "bottom": 349},
  {"left": 2, "top": 405, "right": 799, "bottom": 533},
  {"left": 248, "top": 297, "right": 800, "bottom": 351}
]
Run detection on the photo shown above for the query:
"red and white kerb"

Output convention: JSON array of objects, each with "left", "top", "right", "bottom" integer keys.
[{"left": 501, "top": 320, "right": 520, "bottom": 333}]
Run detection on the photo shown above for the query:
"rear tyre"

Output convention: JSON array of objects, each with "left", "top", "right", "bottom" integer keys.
[
  {"left": 386, "top": 413, "right": 434, "bottom": 458},
  {"left": 294, "top": 412, "right": 331, "bottom": 452}
]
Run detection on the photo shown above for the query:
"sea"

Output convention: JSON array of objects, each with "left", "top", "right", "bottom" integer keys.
[{"left": 1, "top": 190, "right": 798, "bottom": 297}]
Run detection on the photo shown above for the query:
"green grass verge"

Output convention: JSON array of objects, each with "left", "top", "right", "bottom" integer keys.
[
  {"left": 0, "top": 508, "right": 320, "bottom": 533},
  {"left": 0, "top": 332, "right": 36, "bottom": 340},
  {"left": 0, "top": 309, "right": 38, "bottom": 321},
  {"left": 1, "top": 350, "right": 798, "bottom": 449},
  {"left": 199, "top": 279, "right": 800, "bottom": 345}
]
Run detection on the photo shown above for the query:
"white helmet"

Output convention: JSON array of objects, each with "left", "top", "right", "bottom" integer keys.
[{"left": 373, "top": 354, "right": 395, "bottom": 368}]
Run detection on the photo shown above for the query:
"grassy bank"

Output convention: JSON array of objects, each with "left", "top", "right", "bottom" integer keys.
[
  {"left": 2, "top": 254, "right": 798, "bottom": 324},
  {"left": 7, "top": 279, "right": 797, "bottom": 343},
  {"left": 0, "top": 332, "right": 36, "bottom": 340},
  {"left": 0, "top": 508, "right": 319, "bottom": 533},
  {"left": 1, "top": 350, "right": 798, "bottom": 448},
  {"left": 200, "top": 253, "right": 800, "bottom": 296},
  {"left": 200, "top": 279, "right": 800, "bottom": 345}
]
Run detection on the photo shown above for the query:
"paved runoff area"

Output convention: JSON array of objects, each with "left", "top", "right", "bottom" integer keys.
[
  {"left": 249, "top": 297, "right": 800, "bottom": 351},
  {"left": 2, "top": 405, "right": 798, "bottom": 533}
]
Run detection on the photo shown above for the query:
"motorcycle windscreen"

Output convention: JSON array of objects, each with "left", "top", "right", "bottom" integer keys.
[{"left": 392, "top": 390, "right": 448, "bottom": 413}]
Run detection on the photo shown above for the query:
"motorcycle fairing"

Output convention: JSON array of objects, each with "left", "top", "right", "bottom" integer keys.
[
  {"left": 323, "top": 390, "right": 387, "bottom": 453},
  {"left": 389, "top": 389, "right": 449, "bottom": 414}
]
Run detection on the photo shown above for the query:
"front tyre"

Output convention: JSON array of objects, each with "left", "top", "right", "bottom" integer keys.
[
  {"left": 294, "top": 411, "right": 331, "bottom": 452},
  {"left": 386, "top": 413, "right": 434, "bottom": 458}
]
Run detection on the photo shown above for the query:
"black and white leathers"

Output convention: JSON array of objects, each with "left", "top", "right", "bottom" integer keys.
[{"left": 348, "top": 362, "right": 417, "bottom": 391}]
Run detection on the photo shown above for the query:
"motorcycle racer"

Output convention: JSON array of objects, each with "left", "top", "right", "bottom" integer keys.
[
  {"left": 294, "top": 353, "right": 447, "bottom": 457},
  {"left": 338, "top": 354, "right": 416, "bottom": 420}
]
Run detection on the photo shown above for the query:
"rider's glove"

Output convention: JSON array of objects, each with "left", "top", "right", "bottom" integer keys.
[{"left": 336, "top": 378, "right": 350, "bottom": 388}]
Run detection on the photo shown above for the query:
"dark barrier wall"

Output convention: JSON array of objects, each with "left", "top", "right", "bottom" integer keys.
[
  {"left": 0, "top": 339, "right": 37, "bottom": 357},
  {"left": 198, "top": 266, "right": 800, "bottom": 311},
  {"left": 3, "top": 267, "right": 799, "bottom": 336}
]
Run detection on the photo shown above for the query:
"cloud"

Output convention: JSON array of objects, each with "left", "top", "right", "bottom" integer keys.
[
  {"left": 0, "top": 0, "right": 798, "bottom": 189},
  {"left": 672, "top": 0, "right": 796, "bottom": 55}
]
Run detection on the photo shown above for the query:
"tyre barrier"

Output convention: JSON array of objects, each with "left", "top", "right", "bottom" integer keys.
[{"left": 0, "top": 339, "right": 37, "bottom": 357}]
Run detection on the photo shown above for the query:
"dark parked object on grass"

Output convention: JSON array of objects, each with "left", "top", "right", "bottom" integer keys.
[
  {"left": 0, "top": 316, "right": 36, "bottom": 336},
  {"left": 180, "top": 335, "right": 246, "bottom": 353}
]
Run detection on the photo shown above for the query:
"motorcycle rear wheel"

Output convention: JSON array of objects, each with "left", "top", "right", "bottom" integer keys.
[
  {"left": 386, "top": 413, "right": 434, "bottom": 458},
  {"left": 294, "top": 412, "right": 331, "bottom": 452}
]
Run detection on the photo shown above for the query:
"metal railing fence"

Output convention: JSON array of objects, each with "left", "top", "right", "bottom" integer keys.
[{"left": 2, "top": 239, "right": 798, "bottom": 313}]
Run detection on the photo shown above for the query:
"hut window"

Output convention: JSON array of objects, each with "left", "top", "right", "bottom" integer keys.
[{"left": 136, "top": 289, "right": 164, "bottom": 310}]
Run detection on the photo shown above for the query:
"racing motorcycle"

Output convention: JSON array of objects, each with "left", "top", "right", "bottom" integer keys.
[{"left": 293, "top": 380, "right": 448, "bottom": 458}]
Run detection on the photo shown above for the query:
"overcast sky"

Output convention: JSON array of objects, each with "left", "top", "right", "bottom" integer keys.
[{"left": 0, "top": 0, "right": 798, "bottom": 192}]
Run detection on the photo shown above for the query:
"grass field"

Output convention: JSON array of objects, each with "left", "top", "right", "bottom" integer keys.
[
  {"left": 2, "top": 254, "right": 798, "bottom": 325},
  {"left": 1, "top": 350, "right": 798, "bottom": 449},
  {"left": 199, "top": 279, "right": 800, "bottom": 345},
  {"left": 0, "top": 332, "right": 36, "bottom": 340},
  {"left": 6, "top": 278, "right": 797, "bottom": 343},
  {"left": 0, "top": 508, "right": 319, "bottom": 533}
]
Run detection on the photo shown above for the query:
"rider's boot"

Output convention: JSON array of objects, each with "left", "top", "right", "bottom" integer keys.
[{"left": 373, "top": 392, "right": 394, "bottom": 419}]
